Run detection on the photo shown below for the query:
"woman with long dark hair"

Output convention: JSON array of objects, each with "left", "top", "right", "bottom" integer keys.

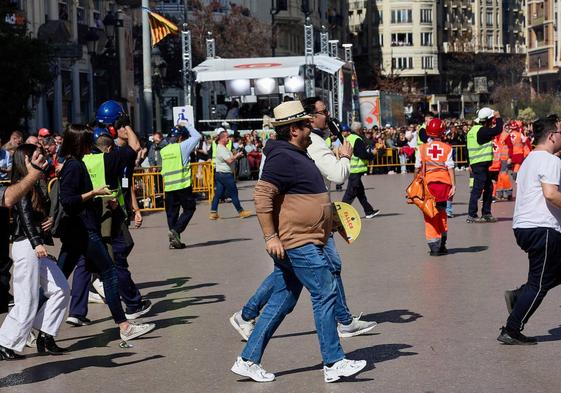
[
  {"left": 57, "top": 124, "right": 154, "bottom": 341},
  {"left": 0, "top": 144, "right": 70, "bottom": 360}
]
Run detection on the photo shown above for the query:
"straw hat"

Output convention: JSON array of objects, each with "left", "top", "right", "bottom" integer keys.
[{"left": 271, "top": 101, "right": 312, "bottom": 127}]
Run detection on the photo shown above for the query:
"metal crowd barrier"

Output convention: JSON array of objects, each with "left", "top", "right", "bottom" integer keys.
[
  {"left": 133, "top": 161, "right": 215, "bottom": 212},
  {"left": 367, "top": 145, "right": 468, "bottom": 169}
]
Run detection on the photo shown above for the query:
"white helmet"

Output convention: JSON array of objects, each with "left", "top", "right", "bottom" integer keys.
[{"left": 475, "top": 107, "right": 494, "bottom": 123}]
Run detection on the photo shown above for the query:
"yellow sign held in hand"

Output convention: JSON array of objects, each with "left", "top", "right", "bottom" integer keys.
[{"left": 332, "top": 202, "right": 362, "bottom": 244}]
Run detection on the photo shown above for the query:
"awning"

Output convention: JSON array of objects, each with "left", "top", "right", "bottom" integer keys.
[{"left": 193, "top": 55, "right": 346, "bottom": 83}]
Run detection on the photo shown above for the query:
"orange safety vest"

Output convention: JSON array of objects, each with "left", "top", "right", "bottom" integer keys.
[
  {"left": 420, "top": 140, "right": 453, "bottom": 185},
  {"left": 510, "top": 131, "right": 525, "bottom": 156}
]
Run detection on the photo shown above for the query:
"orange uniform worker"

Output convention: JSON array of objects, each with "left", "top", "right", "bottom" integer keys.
[
  {"left": 489, "top": 130, "right": 513, "bottom": 200},
  {"left": 415, "top": 119, "right": 456, "bottom": 256},
  {"left": 509, "top": 121, "right": 531, "bottom": 179}
]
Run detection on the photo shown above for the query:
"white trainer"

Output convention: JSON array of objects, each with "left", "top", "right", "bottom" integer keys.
[
  {"left": 229, "top": 311, "right": 255, "bottom": 341},
  {"left": 337, "top": 313, "right": 377, "bottom": 338},
  {"left": 120, "top": 321, "right": 155, "bottom": 341},
  {"left": 26, "top": 329, "right": 37, "bottom": 348},
  {"left": 324, "top": 358, "right": 367, "bottom": 383},
  {"left": 88, "top": 291, "right": 105, "bottom": 304},
  {"left": 231, "top": 357, "right": 275, "bottom": 382},
  {"left": 92, "top": 278, "right": 106, "bottom": 299}
]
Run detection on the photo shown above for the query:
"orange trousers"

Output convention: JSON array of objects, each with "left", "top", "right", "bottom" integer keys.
[
  {"left": 496, "top": 171, "right": 512, "bottom": 192},
  {"left": 424, "top": 207, "right": 448, "bottom": 242}
]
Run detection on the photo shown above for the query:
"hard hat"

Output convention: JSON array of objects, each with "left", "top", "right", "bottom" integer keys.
[
  {"left": 93, "top": 126, "right": 113, "bottom": 142},
  {"left": 169, "top": 125, "right": 189, "bottom": 138},
  {"left": 475, "top": 107, "right": 494, "bottom": 123},
  {"left": 340, "top": 123, "right": 351, "bottom": 132},
  {"left": 426, "top": 118, "right": 446, "bottom": 138},
  {"left": 38, "top": 128, "right": 51, "bottom": 137},
  {"left": 96, "top": 100, "right": 125, "bottom": 125}
]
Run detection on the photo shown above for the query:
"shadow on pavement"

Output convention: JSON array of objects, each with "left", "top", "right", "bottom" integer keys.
[
  {"left": 370, "top": 213, "right": 402, "bottom": 218},
  {"left": 136, "top": 276, "right": 192, "bottom": 290},
  {"left": 270, "top": 343, "right": 416, "bottom": 380},
  {"left": 146, "top": 283, "right": 219, "bottom": 300},
  {"left": 362, "top": 309, "right": 423, "bottom": 324},
  {"left": 447, "top": 246, "right": 488, "bottom": 254},
  {"left": 534, "top": 325, "right": 561, "bottom": 342},
  {"left": 0, "top": 353, "right": 164, "bottom": 388},
  {"left": 185, "top": 238, "right": 252, "bottom": 247},
  {"left": 149, "top": 294, "right": 225, "bottom": 315}
]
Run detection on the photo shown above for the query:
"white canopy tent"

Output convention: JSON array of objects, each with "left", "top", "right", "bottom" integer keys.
[
  {"left": 193, "top": 55, "right": 346, "bottom": 82},
  {"left": 192, "top": 54, "right": 350, "bottom": 128}
]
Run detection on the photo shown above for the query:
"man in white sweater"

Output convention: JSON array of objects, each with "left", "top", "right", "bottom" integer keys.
[{"left": 230, "top": 97, "right": 377, "bottom": 341}]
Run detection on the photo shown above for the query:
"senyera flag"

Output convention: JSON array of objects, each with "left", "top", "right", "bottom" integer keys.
[{"left": 144, "top": 8, "right": 179, "bottom": 47}]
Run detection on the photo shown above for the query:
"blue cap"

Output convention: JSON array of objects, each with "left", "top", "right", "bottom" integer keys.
[
  {"left": 169, "top": 126, "right": 189, "bottom": 138},
  {"left": 341, "top": 123, "right": 350, "bottom": 132}
]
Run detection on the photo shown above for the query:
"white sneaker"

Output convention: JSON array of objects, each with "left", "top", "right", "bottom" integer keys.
[
  {"left": 337, "top": 313, "right": 377, "bottom": 338},
  {"left": 88, "top": 291, "right": 105, "bottom": 304},
  {"left": 92, "top": 278, "right": 106, "bottom": 299},
  {"left": 388, "top": 170, "right": 396, "bottom": 175},
  {"left": 229, "top": 311, "right": 255, "bottom": 341},
  {"left": 26, "top": 329, "right": 37, "bottom": 348},
  {"left": 324, "top": 358, "right": 367, "bottom": 383},
  {"left": 120, "top": 321, "right": 156, "bottom": 341},
  {"left": 231, "top": 357, "right": 275, "bottom": 382},
  {"left": 365, "top": 209, "right": 381, "bottom": 219}
]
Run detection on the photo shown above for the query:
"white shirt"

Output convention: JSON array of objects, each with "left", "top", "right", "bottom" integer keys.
[
  {"left": 513, "top": 151, "right": 561, "bottom": 232},
  {"left": 215, "top": 144, "right": 234, "bottom": 173}
]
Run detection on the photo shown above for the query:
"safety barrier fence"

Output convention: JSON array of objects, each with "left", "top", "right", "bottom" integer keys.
[
  {"left": 367, "top": 145, "right": 468, "bottom": 169},
  {"left": 133, "top": 162, "right": 214, "bottom": 212}
]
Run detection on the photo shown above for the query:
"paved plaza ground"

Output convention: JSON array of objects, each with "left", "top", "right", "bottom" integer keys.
[{"left": 2, "top": 172, "right": 561, "bottom": 392}]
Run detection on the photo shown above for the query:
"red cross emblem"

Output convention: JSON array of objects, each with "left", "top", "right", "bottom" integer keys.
[{"left": 427, "top": 144, "right": 444, "bottom": 160}]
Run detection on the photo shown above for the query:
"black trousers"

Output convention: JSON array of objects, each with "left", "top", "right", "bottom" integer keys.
[
  {"left": 468, "top": 162, "right": 493, "bottom": 217},
  {"left": 506, "top": 228, "right": 561, "bottom": 332},
  {"left": 342, "top": 173, "right": 374, "bottom": 216},
  {"left": 165, "top": 186, "right": 197, "bottom": 235},
  {"left": 0, "top": 207, "right": 12, "bottom": 313}
]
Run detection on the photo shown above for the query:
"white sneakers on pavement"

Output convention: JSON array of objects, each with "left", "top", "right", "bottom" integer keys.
[
  {"left": 324, "top": 358, "right": 367, "bottom": 383},
  {"left": 92, "top": 278, "right": 105, "bottom": 299},
  {"left": 88, "top": 291, "right": 105, "bottom": 304},
  {"left": 120, "top": 321, "right": 156, "bottom": 341},
  {"left": 231, "top": 357, "right": 275, "bottom": 382},
  {"left": 337, "top": 313, "right": 377, "bottom": 338},
  {"left": 229, "top": 311, "right": 255, "bottom": 341}
]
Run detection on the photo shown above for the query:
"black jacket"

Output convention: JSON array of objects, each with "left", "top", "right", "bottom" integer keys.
[{"left": 12, "top": 182, "right": 53, "bottom": 248}]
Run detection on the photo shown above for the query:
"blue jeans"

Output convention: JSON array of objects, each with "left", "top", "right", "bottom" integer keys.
[
  {"left": 241, "top": 243, "right": 344, "bottom": 365},
  {"left": 211, "top": 172, "right": 243, "bottom": 212},
  {"left": 242, "top": 235, "right": 353, "bottom": 325},
  {"left": 446, "top": 199, "right": 453, "bottom": 216},
  {"left": 58, "top": 229, "right": 127, "bottom": 324}
]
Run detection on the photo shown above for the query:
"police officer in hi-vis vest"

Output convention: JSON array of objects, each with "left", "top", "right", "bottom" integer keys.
[
  {"left": 466, "top": 107, "right": 503, "bottom": 223},
  {"left": 341, "top": 122, "right": 380, "bottom": 218},
  {"left": 161, "top": 124, "right": 201, "bottom": 249}
]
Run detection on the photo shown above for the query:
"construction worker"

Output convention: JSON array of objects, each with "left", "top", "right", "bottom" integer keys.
[
  {"left": 466, "top": 108, "right": 503, "bottom": 223},
  {"left": 341, "top": 122, "right": 380, "bottom": 218},
  {"left": 161, "top": 125, "right": 201, "bottom": 249},
  {"left": 415, "top": 118, "right": 455, "bottom": 256}
]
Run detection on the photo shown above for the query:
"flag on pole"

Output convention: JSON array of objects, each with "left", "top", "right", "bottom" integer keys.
[{"left": 145, "top": 8, "right": 179, "bottom": 47}]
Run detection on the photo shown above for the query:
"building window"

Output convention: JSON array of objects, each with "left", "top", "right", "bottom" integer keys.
[
  {"left": 420, "top": 9, "right": 432, "bottom": 24},
  {"left": 486, "top": 33, "right": 493, "bottom": 48},
  {"left": 391, "top": 9, "right": 412, "bottom": 24},
  {"left": 392, "top": 57, "right": 413, "bottom": 70},
  {"left": 420, "top": 32, "right": 433, "bottom": 46},
  {"left": 486, "top": 11, "right": 493, "bottom": 27},
  {"left": 422, "top": 56, "right": 433, "bottom": 69},
  {"left": 391, "top": 32, "right": 413, "bottom": 46}
]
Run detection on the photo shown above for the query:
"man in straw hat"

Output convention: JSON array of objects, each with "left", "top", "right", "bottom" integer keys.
[{"left": 230, "top": 100, "right": 366, "bottom": 383}]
